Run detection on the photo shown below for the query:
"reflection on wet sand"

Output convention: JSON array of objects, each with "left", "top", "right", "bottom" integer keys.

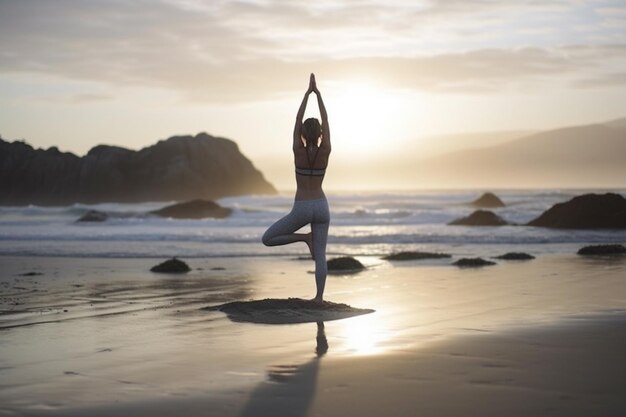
[
  {"left": 239, "top": 322, "right": 327, "bottom": 417},
  {"left": 316, "top": 322, "right": 329, "bottom": 357}
]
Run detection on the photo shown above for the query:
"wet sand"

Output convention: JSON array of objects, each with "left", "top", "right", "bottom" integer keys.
[
  {"left": 39, "top": 313, "right": 626, "bottom": 417},
  {"left": 1, "top": 253, "right": 625, "bottom": 416}
]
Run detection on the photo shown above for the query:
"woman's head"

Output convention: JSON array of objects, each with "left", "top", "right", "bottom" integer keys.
[{"left": 302, "top": 118, "right": 322, "bottom": 146}]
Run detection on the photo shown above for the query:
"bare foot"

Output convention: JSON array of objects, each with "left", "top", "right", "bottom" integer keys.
[{"left": 305, "top": 232, "right": 315, "bottom": 260}]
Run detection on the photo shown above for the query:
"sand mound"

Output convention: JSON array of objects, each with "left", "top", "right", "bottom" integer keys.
[{"left": 204, "top": 298, "right": 375, "bottom": 324}]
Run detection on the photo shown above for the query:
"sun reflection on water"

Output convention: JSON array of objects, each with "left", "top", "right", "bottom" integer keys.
[{"left": 335, "top": 313, "right": 390, "bottom": 356}]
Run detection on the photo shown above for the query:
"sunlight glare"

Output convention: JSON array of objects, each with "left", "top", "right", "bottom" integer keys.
[
  {"left": 337, "top": 313, "right": 389, "bottom": 356},
  {"left": 324, "top": 81, "right": 410, "bottom": 157}
]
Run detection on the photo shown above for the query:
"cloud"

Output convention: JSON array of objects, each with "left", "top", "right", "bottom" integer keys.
[
  {"left": 37, "top": 93, "right": 114, "bottom": 104},
  {"left": 1, "top": 0, "right": 626, "bottom": 103},
  {"left": 574, "top": 71, "right": 626, "bottom": 88}
]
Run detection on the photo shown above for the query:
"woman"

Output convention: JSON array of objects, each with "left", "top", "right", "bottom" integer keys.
[{"left": 262, "top": 73, "right": 331, "bottom": 302}]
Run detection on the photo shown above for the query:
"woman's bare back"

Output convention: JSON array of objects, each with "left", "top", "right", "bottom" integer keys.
[{"left": 294, "top": 146, "right": 329, "bottom": 200}]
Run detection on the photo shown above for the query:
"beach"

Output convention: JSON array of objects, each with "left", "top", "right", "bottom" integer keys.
[
  {"left": 2, "top": 249, "right": 625, "bottom": 416},
  {"left": 4, "top": 0, "right": 626, "bottom": 414}
]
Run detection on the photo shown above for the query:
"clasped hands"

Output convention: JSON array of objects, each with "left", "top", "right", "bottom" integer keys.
[{"left": 307, "top": 73, "right": 320, "bottom": 95}]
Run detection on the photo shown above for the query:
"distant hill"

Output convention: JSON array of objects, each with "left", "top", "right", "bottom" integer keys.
[
  {"left": 407, "top": 122, "right": 626, "bottom": 188},
  {"left": 0, "top": 133, "right": 277, "bottom": 205},
  {"left": 407, "top": 129, "right": 536, "bottom": 158},
  {"left": 603, "top": 117, "right": 626, "bottom": 129},
  {"left": 258, "top": 129, "right": 536, "bottom": 190}
]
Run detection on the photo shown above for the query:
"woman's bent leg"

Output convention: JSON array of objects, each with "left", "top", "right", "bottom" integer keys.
[{"left": 262, "top": 205, "right": 311, "bottom": 247}]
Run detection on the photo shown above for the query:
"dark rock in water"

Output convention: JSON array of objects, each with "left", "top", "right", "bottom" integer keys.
[
  {"left": 0, "top": 134, "right": 276, "bottom": 205},
  {"left": 293, "top": 256, "right": 312, "bottom": 261},
  {"left": 150, "top": 257, "right": 191, "bottom": 273},
  {"left": 449, "top": 210, "right": 509, "bottom": 226},
  {"left": 577, "top": 244, "right": 626, "bottom": 256},
  {"left": 527, "top": 193, "right": 626, "bottom": 229},
  {"left": 470, "top": 192, "right": 505, "bottom": 208},
  {"left": 18, "top": 271, "right": 43, "bottom": 276},
  {"left": 77, "top": 210, "right": 109, "bottom": 222},
  {"left": 327, "top": 257, "right": 365, "bottom": 272},
  {"left": 495, "top": 252, "right": 535, "bottom": 260},
  {"left": 383, "top": 251, "right": 451, "bottom": 261},
  {"left": 150, "top": 199, "right": 232, "bottom": 219},
  {"left": 204, "top": 297, "right": 375, "bottom": 324},
  {"left": 453, "top": 258, "right": 496, "bottom": 267}
]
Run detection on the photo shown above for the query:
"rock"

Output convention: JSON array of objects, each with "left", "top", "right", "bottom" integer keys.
[
  {"left": 204, "top": 298, "right": 375, "bottom": 324},
  {"left": 449, "top": 210, "right": 509, "bottom": 226},
  {"left": 17, "top": 271, "right": 43, "bottom": 276},
  {"left": 495, "top": 252, "right": 535, "bottom": 260},
  {"left": 527, "top": 193, "right": 626, "bottom": 229},
  {"left": 577, "top": 244, "right": 626, "bottom": 256},
  {"left": 150, "top": 257, "right": 191, "bottom": 273},
  {"left": 327, "top": 257, "right": 365, "bottom": 272},
  {"left": 453, "top": 258, "right": 496, "bottom": 267},
  {"left": 77, "top": 210, "right": 109, "bottom": 222},
  {"left": 382, "top": 251, "right": 451, "bottom": 261},
  {"left": 150, "top": 199, "right": 232, "bottom": 219},
  {"left": 470, "top": 192, "right": 505, "bottom": 208},
  {"left": 0, "top": 134, "right": 276, "bottom": 205}
]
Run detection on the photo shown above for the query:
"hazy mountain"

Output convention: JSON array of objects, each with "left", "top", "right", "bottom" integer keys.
[
  {"left": 0, "top": 133, "right": 277, "bottom": 205},
  {"left": 603, "top": 117, "right": 626, "bottom": 129},
  {"left": 257, "top": 129, "right": 536, "bottom": 190},
  {"left": 407, "top": 129, "right": 536, "bottom": 158},
  {"left": 406, "top": 122, "right": 626, "bottom": 188}
]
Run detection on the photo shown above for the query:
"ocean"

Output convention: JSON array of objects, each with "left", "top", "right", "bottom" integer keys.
[{"left": 0, "top": 190, "right": 625, "bottom": 260}]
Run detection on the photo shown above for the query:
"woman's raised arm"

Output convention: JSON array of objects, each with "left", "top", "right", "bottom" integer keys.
[
  {"left": 315, "top": 92, "right": 330, "bottom": 151},
  {"left": 293, "top": 74, "right": 315, "bottom": 150},
  {"left": 313, "top": 79, "right": 331, "bottom": 151}
]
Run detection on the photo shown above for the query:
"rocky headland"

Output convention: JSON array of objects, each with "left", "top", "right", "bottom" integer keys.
[{"left": 0, "top": 133, "right": 276, "bottom": 205}]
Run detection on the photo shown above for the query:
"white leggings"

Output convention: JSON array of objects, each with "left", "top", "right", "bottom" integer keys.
[{"left": 262, "top": 198, "right": 330, "bottom": 298}]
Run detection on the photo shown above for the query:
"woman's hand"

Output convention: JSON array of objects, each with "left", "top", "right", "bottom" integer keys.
[{"left": 308, "top": 73, "right": 319, "bottom": 94}]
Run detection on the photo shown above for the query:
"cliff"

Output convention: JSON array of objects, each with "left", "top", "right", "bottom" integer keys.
[{"left": 0, "top": 133, "right": 277, "bottom": 205}]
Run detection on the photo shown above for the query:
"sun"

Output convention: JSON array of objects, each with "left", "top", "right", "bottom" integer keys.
[{"left": 315, "top": 80, "right": 410, "bottom": 158}]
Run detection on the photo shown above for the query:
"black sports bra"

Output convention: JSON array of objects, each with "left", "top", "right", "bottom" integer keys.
[
  {"left": 295, "top": 145, "right": 326, "bottom": 176},
  {"left": 295, "top": 167, "right": 326, "bottom": 176}
]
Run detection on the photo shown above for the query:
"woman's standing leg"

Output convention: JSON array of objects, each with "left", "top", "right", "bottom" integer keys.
[{"left": 311, "top": 199, "right": 330, "bottom": 301}]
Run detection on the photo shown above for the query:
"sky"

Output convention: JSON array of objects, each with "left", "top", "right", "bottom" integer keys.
[{"left": 1, "top": 0, "right": 625, "bottom": 190}]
